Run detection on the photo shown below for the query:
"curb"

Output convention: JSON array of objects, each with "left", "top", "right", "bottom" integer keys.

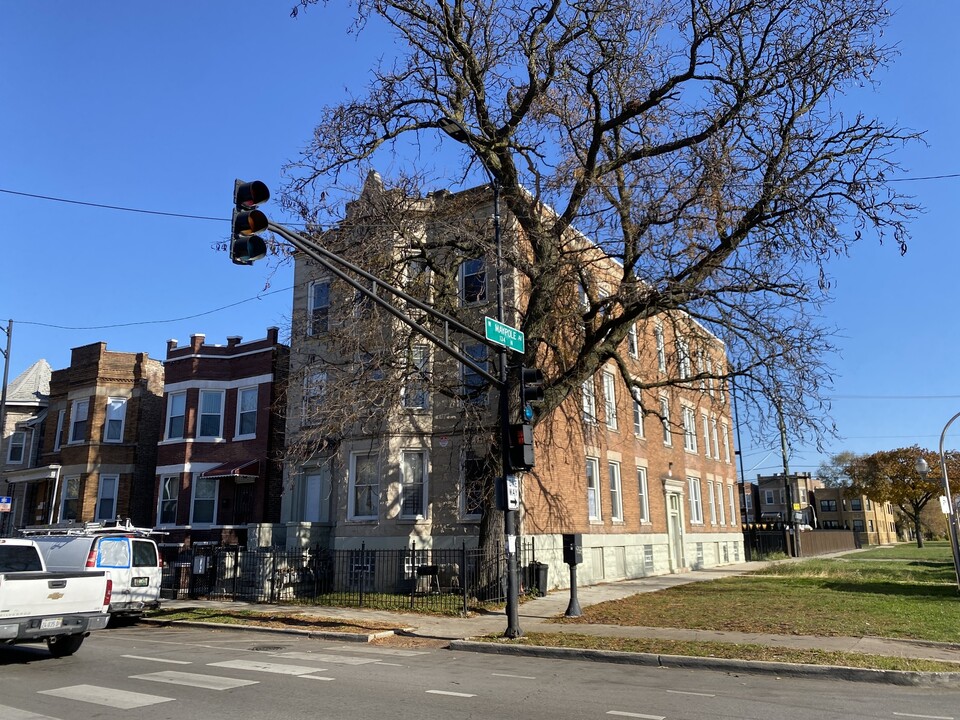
[
  {"left": 448, "top": 640, "right": 960, "bottom": 687},
  {"left": 139, "top": 618, "right": 401, "bottom": 643}
]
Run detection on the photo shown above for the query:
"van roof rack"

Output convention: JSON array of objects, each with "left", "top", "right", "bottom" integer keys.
[{"left": 20, "top": 518, "right": 166, "bottom": 537}]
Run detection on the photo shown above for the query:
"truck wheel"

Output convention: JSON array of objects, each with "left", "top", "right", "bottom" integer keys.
[{"left": 46, "top": 634, "right": 85, "bottom": 658}]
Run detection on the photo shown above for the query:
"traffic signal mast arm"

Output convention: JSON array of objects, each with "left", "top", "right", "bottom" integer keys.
[{"left": 266, "top": 220, "right": 503, "bottom": 387}]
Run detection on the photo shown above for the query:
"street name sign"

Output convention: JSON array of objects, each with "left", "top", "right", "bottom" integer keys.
[{"left": 485, "top": 317, "right": 525, "bottom": 353}]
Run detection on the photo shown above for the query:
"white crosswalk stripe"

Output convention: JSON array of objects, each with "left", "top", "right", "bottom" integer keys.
[
  {"left": 0, "top": 705, "right": 61, "bottom": 720},
  {"left": 37, "top": 684, "right": 174, "bottom": 709},
  {"left": 130, "top": 671, "right": 259, "bottom": 690},
  {"left": 322, "top": 644, "right": 429, "bottom": 657},
  {"left": 271, "top": 651, "right": 380, "bottom": 665},
  {"left": 208, "top": 659, "right": 331, "bottom": 676}
]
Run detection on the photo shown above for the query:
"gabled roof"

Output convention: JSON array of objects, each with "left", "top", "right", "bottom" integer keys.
[{"left": 4, "top": 359, "right": 51, "bottom": 407}]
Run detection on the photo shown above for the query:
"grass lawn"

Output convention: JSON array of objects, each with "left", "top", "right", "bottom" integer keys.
[{"left": 554, "top": 543, "right": 960, "bottom": 644}]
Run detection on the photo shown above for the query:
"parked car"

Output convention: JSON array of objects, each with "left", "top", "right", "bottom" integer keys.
[
  {"left": 22, "top": 520, "right": 163, "bottom": 619},
  {"left": 0, "top": 538, "right": 111, "bottom": 656}
]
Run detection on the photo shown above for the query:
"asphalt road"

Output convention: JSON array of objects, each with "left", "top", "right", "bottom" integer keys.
[{"left": 0, "top": 625, "right": 957, "bottom": 720}]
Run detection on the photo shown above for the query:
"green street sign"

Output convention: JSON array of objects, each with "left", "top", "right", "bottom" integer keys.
[{"left": 485, "top": 317, "right": 525, "bottom": 353}]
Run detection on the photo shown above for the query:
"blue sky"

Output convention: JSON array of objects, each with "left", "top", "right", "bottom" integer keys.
[{"left": 2, "top": 2, "right": 958, "bottom": 478}]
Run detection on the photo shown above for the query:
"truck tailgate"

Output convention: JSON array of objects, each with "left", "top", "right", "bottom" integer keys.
[{"left": 0, "top": 571, "right": 108, "bottom": 619}]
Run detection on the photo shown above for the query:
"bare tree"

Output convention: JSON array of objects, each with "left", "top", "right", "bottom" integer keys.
[{"left": 280, "top": 1, "right": 920, "bottom": 535}]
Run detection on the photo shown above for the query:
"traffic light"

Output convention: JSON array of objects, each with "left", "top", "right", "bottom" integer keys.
[
  {"left": 519, "top": 366, "right": 545, "bottom": 421},
  {"left": 507, "top": 423, "right": 535, "bottom": 471},
  {"left": 231, "top": 180, "right": 270, "bottom": 265}
]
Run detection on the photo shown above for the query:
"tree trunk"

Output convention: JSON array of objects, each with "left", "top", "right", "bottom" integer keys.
[{"left": 914, "top": 516, "right": 924, "bottom": 548}]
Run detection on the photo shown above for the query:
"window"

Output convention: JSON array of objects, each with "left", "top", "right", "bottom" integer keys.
[
  {"left": 104, "top": 397, "right": 127, "bottom": 443},
  {"left": 711, "top": 418, "right": 720, "bottom": 460},
  {"left": 654, "top": 323, "right": 666, "bottom": 372},
  {"left": 462, "top": 343, "right": 489, "bottom": 405},
  {"left": 166, "top": 392, "right": 186, "bottom": 440},
  {"left": 69, "top": 399, "right": 89, "bottom": 443},
  {"left": 820, "top": 499, "right": 837, "bottom": 512},
  {"left": 403, "top": 344, "right": 430, "bottom": 409},
  {"left": 850, "top": 498, "right": 863, "bottom": 511},
  {"left": 688, "top": 477, "right": 703, "bottom": 524},
  {"left": 302, "top": 370, "right": 327, "bottom": 424},
  {"left": 728, "top": 484, "right": 737, "bottom": 525},
  {"left": 868, "top": 519, "right": 874, "bottom": 532},
  {"left": 706, "top": 356, "right": 715, "bottom": 396},
  {"left": 158, "top": 475, "right": 178, "bottom": 525},
  {"left": 459, "top": 257, "right": 486, "bottom": 305},
  {"left": 660, "top": 395, "right": 671, "bottom": 446},
  {"left": 6, "top": 431, "right": 25, "bottom": 464},
  {"left": 198, "top": 390, "right": 224, "bottom": 439},
  {"left": 236, "top": 387, "right": 258, "bottom": 437},
  {"left": 191, "top": 476, "right": 218, "bottom": 525},
  {"left": 462, "top": 453, "right": 487, "bottom": 519},
  {"left": 677, "top": 337, "right": 691, "bottom": 379},
  {"left": 303, "top": 466, "right": 332, "bottom": 523},
  {"left": 61, "top": 476, "right": 80, "bottom": 521},
  {"left": 602, "top": 371, "right": 618, "bottom": 430},
  {"left": 722, "top": 422, "right": 731, "bottom": 462},
  {"left": 309, "top": 279, "right": 331, "bottom": 335},
  {"left": 682, "top": 406, "right": 697, "bottom": 453},
  {"left": 54, "top": 409, "right": 65, "bottom": 451},
  {"left": 702, "top": 413, "right": 711, "bottom": 458},
  {"left": 405, "top": 257, "right": 431, "bottom": 306},
  {"left": 582, "top": 379, "right": 597, "bottom": 424},
  {"left": 586, "top": 457, "right": 601, "bottom": 520},
  {"left": 608, "top": 461, "right": 623, "bottom": 521},
  {"left": 637, "top": 466, "right": 649, "bottom": 522},
  {"left": 696, "top": 350, "right": 706, "bottom": 390},
  {"left": 744, "top": 492, "right": 752, "bottom": 511},
  {"left": 866, "top": 498, "right": 872, "bottom": 510},
  {"left": 400, "top": 450, "right": 428, "bottom": 518},
  {"left": 707, "top": 480, "right": 716, "bottom": 525},
  {"left": 716, "top": 481, "right": 726, "bottom": 525},
  {"left": 349, "top": 452, "right": 379, "bottom": 520},
  {"left": 627, "top": 323, "right": 638, "bottom": 357},
  {"left": 632, "top": 389, "right": 644, "bottom": 437},
  {"left": 764, "top": 490, "right": 775, "bottom": 505},
  {"left": 96, "top": 475, "right": 118, "bottom": 522},
  {"left": 853, "top": 519, "right": 865, "bottom": 532}
]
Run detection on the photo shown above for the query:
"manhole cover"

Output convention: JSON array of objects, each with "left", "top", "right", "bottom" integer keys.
[{"left": 251, "top": 645, "right": 285, "bottom": 652}]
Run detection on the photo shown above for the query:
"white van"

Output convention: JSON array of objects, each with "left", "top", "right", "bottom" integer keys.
[{"left": 22, "top": 521, "right": 162, "bottom": 618}]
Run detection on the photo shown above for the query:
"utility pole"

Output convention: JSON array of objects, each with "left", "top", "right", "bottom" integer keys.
[
  {"left": 0, "top": 320, "right": 12, "bottom": 536},
  {"left": 776, "top": 400, "right": 800, "bottom": 556}
]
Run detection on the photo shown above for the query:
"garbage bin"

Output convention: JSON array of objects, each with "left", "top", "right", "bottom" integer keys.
[{"left": 532, "top": 561, "right": 549, "bottom": 596}]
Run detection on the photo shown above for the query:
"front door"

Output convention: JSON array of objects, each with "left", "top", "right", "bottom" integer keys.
[{"left": 667, "top": 492, "right": 685, "bottom": 572}]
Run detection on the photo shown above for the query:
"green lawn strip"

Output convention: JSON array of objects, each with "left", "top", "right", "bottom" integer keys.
[
  {"left": 850, "top": 543, "right": 954, "bottom": 562},
  {"left": 146, "top": 607, "right": 397, "bottom": 633},
  {"left": 555, "top": 559, "right": 960, "bottom": 644},
  {"left": 477, "top": 632, "right": 960, "bottom": 673}
]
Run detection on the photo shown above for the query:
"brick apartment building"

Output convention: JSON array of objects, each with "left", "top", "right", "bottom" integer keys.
[
  {"left": 153, "top": 329, "right": 289, "bottom": 547},
  {"left": 6, "top": 343, "right": 164, "bottom": 529},
  {"left": 279, "top": 174, "right": 743, "bottom": 588}
]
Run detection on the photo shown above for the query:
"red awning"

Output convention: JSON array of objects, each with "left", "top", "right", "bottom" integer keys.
[{"left": 200, "top": 459, "right": 260, "bottom": 481}]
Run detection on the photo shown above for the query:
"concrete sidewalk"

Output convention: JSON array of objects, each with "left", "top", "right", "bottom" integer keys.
[{"left": 154, "top": 560, "right": 960, "bottom": 666}]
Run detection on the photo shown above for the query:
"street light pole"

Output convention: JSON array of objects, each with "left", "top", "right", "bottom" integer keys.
[
  {"left": 927, "top": 415, "right": 960, "bottom": 593},
  {"left": 438, "top": 117, "right": 521, "bottom": 637}
]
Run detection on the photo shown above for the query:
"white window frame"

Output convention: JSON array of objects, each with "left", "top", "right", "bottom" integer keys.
[
  {"left": 459, "top": 257, "right": 487, "bottom": 305},
  {"left": 235, "top": 386, "right": 258, "bottom": 438},
  {"left": 104, "top": 397, "right": 127, "bottom": 443},
  {"left": 608, "top": 460, "right": 623, "bottom": 522},
  {"left": 602, "top": 371, "right": 618, "bottom": 430},
  {"left": 586, "top": 457, "right": 601, "bottom": 521},
  {"left": 764, "top": 489, "right": 775, "bottom": 505},
  {"left": 711, "top": 417, "right": 721, "bottom": 460},
  {"left": 716, "top": 481, "right": 726, "bottom": 525},
  {"left": 655, "top": 323, "right": 666, "bottom": 372},
  {"left": 96, "top": 474, "right": 119, "bottom": 522},
  {"left": 677, "top": 337, "right": 691, "bottom": 379},
  {"left": 627, "top": 323, "right": 639, "bottom": 357},
  {"left": 707, "top": 480, "right": 717, "bottom": 525},
  {"left": 197, "top": 389, "right": 225, "bottom": 440},
  {"left": 303, "top": 465, "right": 332, "bottom": 523},
  {"left": 166, "top": 391, "right": 186, "bottom": 440},
  {"left": 158, "top": 475, "right": 179, "bottom": 526},
  {"left": 582, "top": 379, "right": 597, "bottom": 424},
  {"left": 399, "top": 449, "right": 429, "bottom": 519},
  {"left": 632, "top": 388, "right": 644, "bottom": 437},
  {"left": 660, "top": 395, "right": 671, "bottom": 446},
  {"left": 637, "top": 466, "right": 650, "bottom": 523},
  {"left": 61, "top": 476, "right": 81, "bottom": 522},
  {"left": 688, "top": 476, "right": 704, "bottom": 525},
  {"left": 403, "top": 344, "right": 430, "bottom": 409},
  {"left": 349, "top": 452, "right": 379, "bottom": 521},
  {"left": 53, "top": 409, "right": 65, "bottom": 451},
  {"left": 6, "top": 430, "right": 25, "bottom": 464},
  {"left": 682, "top": 405, "right": 697, "bottom": 453},
  {"left": 69, "top": 399, "right": 89, "bottom": 444},
  {"left": 190, "top": 475, "right": 218, "bottom": 526},
  {"left": 722, "top": 422, "right": 731, "bottom": 463},
  {"left": 701, "top": 412, "right": 711, "bottom": 458},
  {"left": 308, "top": 279, "right": 331, "bottom": 335}
]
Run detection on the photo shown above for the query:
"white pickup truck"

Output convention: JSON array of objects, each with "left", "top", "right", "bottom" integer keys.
[{"left": 0, "top": 538, "right": 111, "bottom": 657}]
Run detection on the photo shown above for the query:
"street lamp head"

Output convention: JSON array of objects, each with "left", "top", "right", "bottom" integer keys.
[
  {"left": 438, "top": 117, "right": 470, "bottom": 142},
  {"left": 915, "top": 456, "right": 930, "bottom": 478}
]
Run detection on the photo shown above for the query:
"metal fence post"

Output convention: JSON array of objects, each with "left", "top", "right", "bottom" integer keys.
[
  {"left": 461, "top": 542, "right": 468, "bottom": 616},
  {"left": 359, "top": 542, "right": 365, "bottom": 607}
]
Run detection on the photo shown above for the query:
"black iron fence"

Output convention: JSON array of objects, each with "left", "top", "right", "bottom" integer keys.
[
  {"left": 742, "top": 523, "right": 859, "bottom": 561},
  {"left": 160, "top": 541, "right": 536, "bottom": 614}
]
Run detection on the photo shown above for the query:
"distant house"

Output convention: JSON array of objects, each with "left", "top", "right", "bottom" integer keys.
[
  {"left": 0, "top": 359, "right": 52, "bottom": 535},
  {"left": 8, "top": 343, "right": 164, "bottom": 530},
  {"left": 153, "top": 329, "right": 288, "bottom": 548},
  {"left": 813, "top": 486, "right": 898, "bottom": 545}
]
